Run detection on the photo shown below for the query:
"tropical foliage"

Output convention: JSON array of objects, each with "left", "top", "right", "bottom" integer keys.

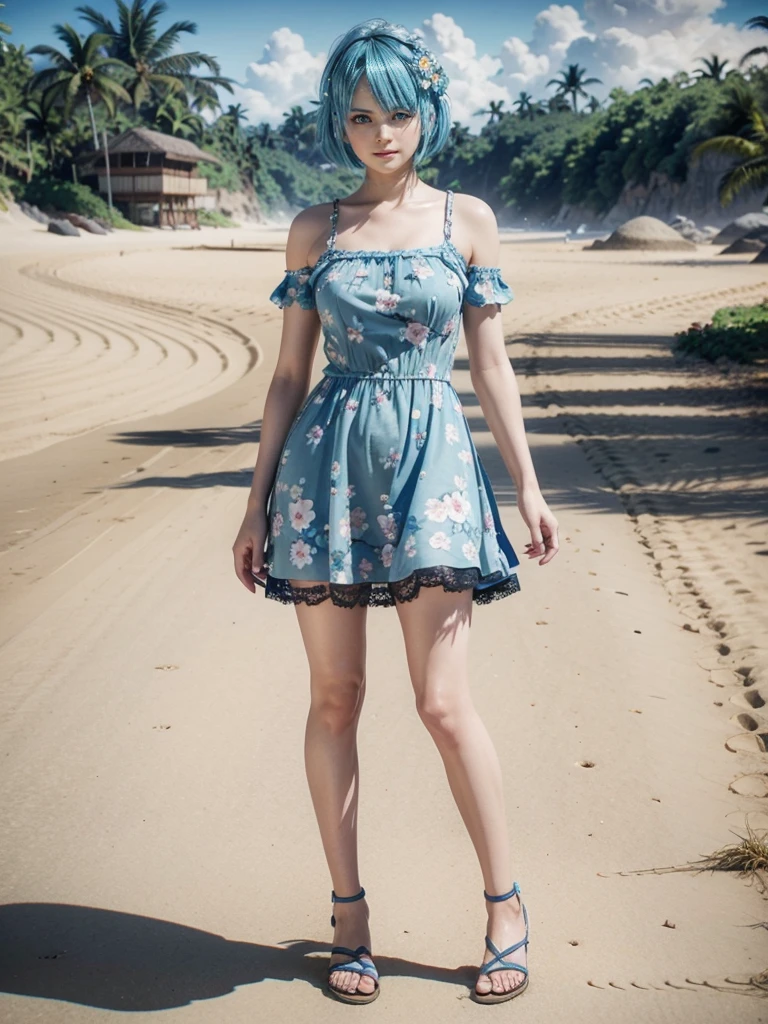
[{"left": 1, "top": 0, "right": 768, "bottom": 223}]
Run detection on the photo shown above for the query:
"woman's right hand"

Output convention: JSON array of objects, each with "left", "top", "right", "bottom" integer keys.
[{"left": 232, "top": 507, "right": 268, "bottom": 592}]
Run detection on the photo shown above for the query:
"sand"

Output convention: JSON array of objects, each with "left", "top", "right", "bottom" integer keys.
[{"left": 1, "top": 204, "right": 767, "bottom": 1022}]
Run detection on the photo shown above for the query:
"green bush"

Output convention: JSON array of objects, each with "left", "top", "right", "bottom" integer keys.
[
  {"left": 198, "top": 208, "right": 238, "bottom": 227},
  {"left": 674, "top": 301, "right": 768, "bottom": 363},
  {"left": 22, "top": 177, "right": 138, "bottom": 228}
]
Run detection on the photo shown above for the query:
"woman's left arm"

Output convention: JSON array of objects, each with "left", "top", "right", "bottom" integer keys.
[{"left": 460, "top": 197, "right": 559, "bottom": 566}]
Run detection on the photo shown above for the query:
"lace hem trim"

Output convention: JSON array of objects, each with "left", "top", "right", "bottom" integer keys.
[
  {"left": 464, "top": 266, "right": 514, "bottom": 307},
  {"left": 263, "top": 566, "right": 521, "bottom": 608}
]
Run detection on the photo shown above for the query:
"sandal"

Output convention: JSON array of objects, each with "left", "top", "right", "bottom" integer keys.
[
  {"left": 326, "top": 886, "right": 381, "bottom": 1004},
  {"left": 471, "top": 881, "right": 530, "bottom": 1004}
]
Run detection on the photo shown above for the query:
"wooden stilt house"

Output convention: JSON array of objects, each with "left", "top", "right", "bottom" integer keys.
[{"left": 79, "top": 127, "right": 220, "bottom": 228}]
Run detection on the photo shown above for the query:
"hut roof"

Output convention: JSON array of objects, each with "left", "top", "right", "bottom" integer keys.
[{"left": 81, "top": 127, "right": 221, "bottom": 166}]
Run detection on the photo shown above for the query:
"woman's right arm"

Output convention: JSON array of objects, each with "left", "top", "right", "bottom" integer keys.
[{"left": 232, "top": 209, "right": 323, "bottom": 591}]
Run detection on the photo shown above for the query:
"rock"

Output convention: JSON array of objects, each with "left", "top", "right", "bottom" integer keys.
[
  {"left": 63, "top": 212, "right": 109, "bottom": 235},
  {"left": 712, "top": 213, "right": 768, "bottom": 245},
  {"left": 721, "top": 236, "right": 766, "bottom": 254},
  {"left": 19, "top": 201, "right": 49, "bottom": 225},
  {"left": 589, "top": 216, "right": 697, "bottom": 251},
  {"left": 47, "top": 219, "right": 80, "bottom": 237}
]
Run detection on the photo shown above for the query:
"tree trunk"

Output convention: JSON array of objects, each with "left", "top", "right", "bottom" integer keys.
[{"left": 86, "top": 90, "right": 99, "bottom": 150}]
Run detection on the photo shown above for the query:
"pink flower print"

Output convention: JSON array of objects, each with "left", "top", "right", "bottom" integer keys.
[
  {"left": 380, "top": 543, "right": 395, "bottom": 567},
  {"left": 319, "top": 309, "right": 335, "bottom": 327},
  {"left": 462, "top": 540, "right": 478, "bottom": 561},
  {"left": 271, "top": 510, "right": 284, "bottom": 537},
  {"left": 346, "top": 484, "right": 356, "bottom": 499},
  {"left": 483, "top": 510, "right": 495, "bottom": 531},
  {"left": 445, "top": 423, "right": 460, "bottom": 445},
  {"left": 374, "top": 389, "right": 389, "bottom": 405},
  {"left": 276, "top": 480, "right": 289, "bottom": 492},
  {"left": 442, "top": 318, "right": 456, "bottom": 334},
  {"left": 359, "top": 557, "right": 373, "bottom": 579},
  {"left": 286, "top": 287, "right": 297, "bottom": 301},
  {"left": 331, "top": 460, "right": 341, "bottom": 480},
  {"left": 289, "top": 538, "right": 313, "bottom": 568},
  {"left": 445, "top": 490, "right": 471, "bottom": 523},
  {"left": 326, "top": 268, "right": 342, "bottom": 281},
  {"left": 347, "top": 326, "right": 363, "bottom": 343},
  {"left": 424, "top": 496, "right": 449, "bottom": 522},
  {"left": 429, "top": 531, "right": 451, "bottom": 551},
  {"left": 453, "top": 400, "right": 463, "bottom": 414},
  {"left": 404, "top": 321, "right": 429, "bottom": 347},
  {"left": 404, "top": 534, "right": 417, "bottom": 558},
  {"left": 375, "top": 288, "right": 401, "bottom": 312},
  {"left": 350, "top": 506, "right": 368, "bottom": 532},
  {"left": 383, "top": 273, "right": 393, "bottom": 289},
  {"left": 380, "top": 493, "right": 389, "bottom": 502},
  {"left": 306, "top": 424, "right": 323, "bottom": 447},
  {"left": 289, "top": 483, "right": 303, "bottom": 500},
  {"left": 280, "top": 449, "right": 291, "bottom": 466},
  {"left": 377, "top": 513, "right": 399, "bottom": 542},
  {"left": 445, "top": 269, "right": 459, "bottom": 289},
  {"left": 338, "top": 510, "right": 351, "bottom": 539},
  {"left": 354, "top": 267, "right": 369, "bottom": 278},
  {"left": 345, "top": 398, "right": 359, "bottom": 411},
  {"left": 327, "top": 343, "right": 347, "bottom": 367},
  {"left": 289, "top": 497, "right": 315, "bottom": 532},
  {"left": 426, "top": 363, "right": 437, "bottom": 378},
  {"left": 454, "top": 474, "right": 467, "bottom": 490},
  {"left": 332, "top": 569, "right": 348, "bottom": 584},
  {"left": 411, "top": 259, "right": 434, "bottom": 280},
  {"left": 458, "top": 448, "right": 473, "bottom": 464},
  {"left": 330, "top": 486, "right": 337, "bottom": 495}
]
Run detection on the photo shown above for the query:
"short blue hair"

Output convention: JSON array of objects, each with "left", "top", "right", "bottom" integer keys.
[{"left": 315, "top": 19, "right": 452, "bottom": 170}]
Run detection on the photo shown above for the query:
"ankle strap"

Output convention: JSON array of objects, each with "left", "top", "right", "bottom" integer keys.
[
  {"left": 331, "top": 886, "right": 366, "bottom": 904},
  {"left": 484, "top": 881, "right": 520, "bottom": 902}
]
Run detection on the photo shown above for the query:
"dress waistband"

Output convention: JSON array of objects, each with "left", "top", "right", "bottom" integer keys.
[{"left": 322, "top": 367, "right": 452, "bottom": 384}]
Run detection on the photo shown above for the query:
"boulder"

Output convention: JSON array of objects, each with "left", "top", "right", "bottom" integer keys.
[
  {"left": 712, "top": 213, "right": 768, "bottom": 245},
  {"left": 20, "top": 201, "right": 49, "bottom": 225},
  {"left": 63, "top": 212, "right": 109, "bottom": 235},
  {"left": 589, "top": 216, "right": 696, "bottom": 251},
  {"left": 48, "top": 219, "right": 80, "bottom": 237}
]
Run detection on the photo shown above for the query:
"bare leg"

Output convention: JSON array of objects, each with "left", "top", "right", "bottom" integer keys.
[
  {"left": 395, "top": 587, "right": 527, "bottom": 997},
  {"left": 290, "top": 580, "right": 376, "bottom": 996}
]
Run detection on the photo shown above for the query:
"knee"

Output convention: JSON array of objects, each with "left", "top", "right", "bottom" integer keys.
[
  {"left": 416, "top": 688, "right": 471, "bottom": 746},
  {"left": 310, "top": 674, "right": 365, "bottom": 734}
]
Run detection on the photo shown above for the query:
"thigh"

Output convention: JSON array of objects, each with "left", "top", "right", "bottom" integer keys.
[
  {"left": 394, "top": 586, "right": 473, "bottom": 703},
  {"left": 289, "top": 579, "right": 368, "bottom": 688}
]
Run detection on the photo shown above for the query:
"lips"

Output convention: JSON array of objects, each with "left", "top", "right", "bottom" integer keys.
[{"left": 374, "top": 150, "right": 397, "bottom": 156}]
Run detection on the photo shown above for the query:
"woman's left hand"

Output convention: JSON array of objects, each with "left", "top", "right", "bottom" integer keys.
[{"left": 517, "top": 484, "right": 559, "bottom": 565}]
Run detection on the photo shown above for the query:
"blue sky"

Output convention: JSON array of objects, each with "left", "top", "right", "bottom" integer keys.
[{"left": 5, "top": 0, "right": 765, "bottom": 129}]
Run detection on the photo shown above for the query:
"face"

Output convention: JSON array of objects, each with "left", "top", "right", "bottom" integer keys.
[{"left": 342, "top": 75, "right": 422, "bottom": 171}]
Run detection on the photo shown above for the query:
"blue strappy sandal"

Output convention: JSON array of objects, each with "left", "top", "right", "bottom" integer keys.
[
  {"left": 326, "top": 886, "right": 381, "bottom": 1004},
  {"left": 471, "top": 881, "right": 530, "bottom": 1004}
]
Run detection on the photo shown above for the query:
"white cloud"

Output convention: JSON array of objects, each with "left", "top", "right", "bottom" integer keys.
[{"left": 232, "top": 27, "right": 326, "bottom": 124}]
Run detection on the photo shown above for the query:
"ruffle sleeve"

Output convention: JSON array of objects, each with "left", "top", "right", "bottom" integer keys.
[
  {"left": 463, "top": 265, "right": 514, "bottom": 307},
  {"left": 269, "top": 266, "right": 316, "bottom": 309}
]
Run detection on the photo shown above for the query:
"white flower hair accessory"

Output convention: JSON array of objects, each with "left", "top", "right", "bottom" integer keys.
[{"left": 358, "top": 21, "right": 449, "bottom": 96}]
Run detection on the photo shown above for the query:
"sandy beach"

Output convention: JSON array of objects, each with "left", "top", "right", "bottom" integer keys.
[{"left": 1, "top": 206, "right": 767, "bottom": 1022}]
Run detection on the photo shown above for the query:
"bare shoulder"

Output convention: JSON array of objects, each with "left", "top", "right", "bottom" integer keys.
[
  {"left": 285, "top": 201, "right": 335, "bottom": 269},
  {"left": 452, "top": 192, "right": 500, "bottom": 266}
]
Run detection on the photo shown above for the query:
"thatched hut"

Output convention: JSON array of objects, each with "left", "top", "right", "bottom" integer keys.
[{"left": 79, "top": 127, "right": 221, "bottom": 228}]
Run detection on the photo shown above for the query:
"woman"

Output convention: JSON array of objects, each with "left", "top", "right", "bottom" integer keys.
[{"left": 232, "top": 18, "right": 559, "bottom": 1006}]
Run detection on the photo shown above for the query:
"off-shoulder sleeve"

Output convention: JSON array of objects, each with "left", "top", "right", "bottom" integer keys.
[
  {"left": 464, "top": 265, "right": 514, "bottom": 307},
  {"left": 269, "top": 266, "right": 316, "bottom": 309}
]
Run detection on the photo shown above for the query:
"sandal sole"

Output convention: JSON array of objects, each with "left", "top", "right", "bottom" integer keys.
[{"left": 470, "top": 974, "right": 529, "bottom": 1004}]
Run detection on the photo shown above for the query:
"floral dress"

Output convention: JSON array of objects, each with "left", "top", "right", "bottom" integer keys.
[{"left": 261, "top": 189, "right": 521, "bottom": 608}]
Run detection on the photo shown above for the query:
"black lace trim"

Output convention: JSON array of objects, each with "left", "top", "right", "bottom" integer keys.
[{"left": 263, "top": 566, "right": 521, "bottom": 608}]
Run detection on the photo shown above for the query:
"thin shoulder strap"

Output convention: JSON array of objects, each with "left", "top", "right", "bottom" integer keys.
[
  {"left": 327, "top": 198, "right": 339, "bottom": 250},
  {"left": 443, "top": 189, "right": 454, "bottom": 243}
]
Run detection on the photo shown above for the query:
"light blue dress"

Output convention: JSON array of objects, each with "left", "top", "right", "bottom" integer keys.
[{"left": 261, "top": 189, "right": 521, "bottom": 607}]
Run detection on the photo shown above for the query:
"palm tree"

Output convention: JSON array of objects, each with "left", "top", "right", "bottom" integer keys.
[
  {"left": 512, "top": 92, "right": 535, "bottom": 120},
  {"left": 741, "top": 15, "right": 768, "bottom": 67},
  {"left": 691, "top": 101, "right": 768, "bottom": 205},
  {"left": 586, "top": 95, "right": 602, "bottom": 113},
  {"left": 152, "top": 93, "right": 203, "bottom": 138},
  {"left": 547, "top": 63, "right": 602, "bottom": 113},
  {"left": 224, "top": 103, "right": 248, "bottom": 129},
  {"left": 0, "top": 3, "right": 11, "bottom": 37},
  {"left": 450, "top": 121, "right": 471, "bottom": 148},
  {"left": 639, "top": 76, "right": 655, "bottom": 88},
  {"left": 694, "top": 54, "right": 731, "bottom": 81},
  {"left": 474, "top": 99, "right": 506, "bottom": 124},
  {"left": 23, "top": 95, "right": 63, "bottom": 166},
  {"left": 547, "top": 93, "right": 572, "bottom": 114},
  {"left": 29, "top": 25, "right": 131, "bottom": 148},
  {"left": 76, "top": 0, "right": 234, "bottom": 109}
]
